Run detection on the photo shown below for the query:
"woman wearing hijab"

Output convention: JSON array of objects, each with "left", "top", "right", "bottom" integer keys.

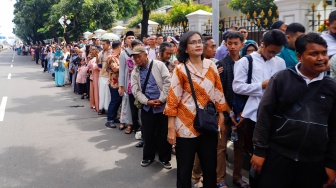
[
  {"left": 54, "top": 46, "right": 65, "bottom": 87},
  {"left": 241, "top": 40, "right": 258, "bottom": 56}
]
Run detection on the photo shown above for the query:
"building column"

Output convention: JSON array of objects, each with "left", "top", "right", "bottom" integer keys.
[{"left": 274, "top": 0, "right": 321, "bottom": 31}]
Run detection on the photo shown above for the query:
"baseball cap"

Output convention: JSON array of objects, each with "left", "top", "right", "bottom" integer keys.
[{"left": 131, "top": 46, "right": 147, "bottom": 55}]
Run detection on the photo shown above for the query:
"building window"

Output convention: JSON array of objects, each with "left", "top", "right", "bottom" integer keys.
[{"left": 325, "top": 0, "right": 333, "bottom": 6}]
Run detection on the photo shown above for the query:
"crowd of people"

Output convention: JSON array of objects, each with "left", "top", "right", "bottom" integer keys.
[{"left": 20, "top": 10, "right": 336, "bottom": 188}]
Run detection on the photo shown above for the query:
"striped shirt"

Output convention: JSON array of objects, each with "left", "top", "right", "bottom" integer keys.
[{"left": 164, "top": 59, "right": 227, "bottom": 138}]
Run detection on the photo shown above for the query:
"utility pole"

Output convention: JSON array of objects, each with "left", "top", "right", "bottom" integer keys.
[{"left": 212, "top": 0, "right": 219, "bottom": 46}]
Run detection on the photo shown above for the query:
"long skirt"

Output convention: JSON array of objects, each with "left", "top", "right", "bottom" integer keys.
[
  {"left": 120, "top": 93, "right": 132, "bottom": 125},
  {"left": 98, "top": 77, "right": 110, "bottom": 111},
  {"left": 55, "top": 71, "right": 65, "bottom": 86},
  {"left": 48, "top": 60, "right": 55, "bottom": 74},
  {"left": 89, "top": 80, "right": 99, "bottom": 110}
]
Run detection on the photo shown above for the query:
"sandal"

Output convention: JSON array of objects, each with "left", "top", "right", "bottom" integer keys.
[
  {"left": 192, "top": 180, "right": 203, "bottom": 188},
  {"left": 98, "top": 110, "right": 103, "bottom": 115},
  {"left": 217, "top": 182, "right": 229, "bottom": 188},
  {"left": 125, "top": 125, "right": 132, "bottom": 134},
  {"left": 119, "top": 124, "right": 126, "bottom": 130},
  {"left": 233, "top": 179, "right": 250, "bottom": 188}
]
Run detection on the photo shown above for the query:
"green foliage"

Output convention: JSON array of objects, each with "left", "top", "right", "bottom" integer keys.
[
  {"left": 13, "top": 0, "right": 130, "bottom": 44},
  {"left": 127, "top": 1, "right": 211, "bottom": 29},
  {"left": 13, "top": 0, "right": 57, "bottom": 44},
  {"left": 149, "top": 13, "right": 167, "bottom": 25},
  {"left": 166, "top": 2, "right": 212, "bottom": 24},
  {"left": 127, "top": 14, "right": 142, "bottom": 28},
  {"left": 47, "top": 0, "right": 117, "bottom": 42},
  {"left": 116, "top": 0, "right": 138, "bottom": 20},
  {"left": 228, "top": 0, "right": 278, "bottom": 28},
  {"left": 127, "top": 12, "right": 168, "bottom": 28}
]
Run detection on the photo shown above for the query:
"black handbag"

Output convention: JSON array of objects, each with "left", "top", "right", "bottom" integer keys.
[{"left": 184, "top": 63, "right": 219, "bottom": 134}]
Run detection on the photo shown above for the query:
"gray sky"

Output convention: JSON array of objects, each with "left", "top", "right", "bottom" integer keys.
[{"left": 0, "top": 0, "right": 15, "bottom": 35}]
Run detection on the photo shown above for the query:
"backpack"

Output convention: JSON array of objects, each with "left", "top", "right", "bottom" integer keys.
[{"left": 232, "top": 55, "right": 253, "bottom": 116}]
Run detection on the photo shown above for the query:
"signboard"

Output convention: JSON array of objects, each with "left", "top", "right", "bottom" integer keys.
[{"left": 58, "top": 16, "right": 71, "bottom": 27}]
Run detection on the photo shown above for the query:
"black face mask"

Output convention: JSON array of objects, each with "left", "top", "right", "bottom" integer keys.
[{"left": 330, "top": 31, "right": 336, "bottom": 40}]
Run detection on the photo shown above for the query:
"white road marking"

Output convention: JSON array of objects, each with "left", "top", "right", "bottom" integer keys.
[
  {"left": 12, "top": 60, "right": 13, "bottom": 62},
  {"left": 0, "top": 97, "right": 8, "bottom": 121},
  {"left": 10, "top": 64, "right": 13, "bottom": 68},
  {"left": 7, "top": 73, "right": 11, "bottom": 79}
]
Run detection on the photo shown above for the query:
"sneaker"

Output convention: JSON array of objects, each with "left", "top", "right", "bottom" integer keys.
[
  {"left": 140, "top": 159, "right": 153, "bottom": 167},
  {"left": 159, "top": 161, "right": 172, "bottom": 169},
  {"left": 105, "top": 122, "right": 117, "bottom": 128},
  {"left": 135, "top": 140, "right": 143, "bottom": 148}
]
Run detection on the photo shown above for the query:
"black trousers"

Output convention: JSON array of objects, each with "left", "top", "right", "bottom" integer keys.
[
  {"left": 175, "top": 134, "right": 218, "bottom": 188},
  {"left": 86, "top": 77, "right": 90, "bottom": 98},
  {"left": 257, "top": 149, "right": 327, "bottom": 188},
  {"left": 128, "top": 94, "right": 140, "bottom": 131},
  {"left": 42, "top": 60, "right": 48, "bottom": 71},
  {"left": 36, "top": 54, "right": 39, "bottom": 65},
  {"left": 141, "top": 109, "right": 171, "bottom": 162}
]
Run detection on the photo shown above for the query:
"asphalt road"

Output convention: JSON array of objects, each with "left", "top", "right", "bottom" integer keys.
[{"left": 0, "top": 49, "right": 248, "bottom": 188}]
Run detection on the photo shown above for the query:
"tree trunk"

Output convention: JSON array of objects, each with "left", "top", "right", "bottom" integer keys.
[
  {"left": 64, "top": 32, "right": 71, "bottom": 44},
  {"left": 50, "top": 27, "right": 58, "bottom": 43},
  {"left": 23, "top": 34, "right": 31, "bottom": 45},
  {"left": 141, "top": 3, "right": 150, "bottom": 39}
]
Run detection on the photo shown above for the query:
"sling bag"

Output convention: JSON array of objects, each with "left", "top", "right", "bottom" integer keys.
[
  {"left": 134, "top": 60, "right": 153, "bottom": 109},
  {"left": 184, "top": 63, "right": 218, "bottom": 134}
]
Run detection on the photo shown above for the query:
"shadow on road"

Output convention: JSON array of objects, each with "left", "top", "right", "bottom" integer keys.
[{"left": 0, "top": 146, "right": 176, "bottom": 188}]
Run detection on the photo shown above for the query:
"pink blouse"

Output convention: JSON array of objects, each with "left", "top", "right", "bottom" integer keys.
[{"left": 76, "top": 66, "right": 89, "bottom": 84}]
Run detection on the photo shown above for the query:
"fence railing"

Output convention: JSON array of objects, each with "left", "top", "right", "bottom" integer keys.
[
  {"left": 213, "top": 8, "right": 279, "bottom": 43},
  {"left": 150, "top": 22, "right": 189, "bottom": 36},
  {"left": 308, "top": 1, "right": 328, "bottom": 32}
]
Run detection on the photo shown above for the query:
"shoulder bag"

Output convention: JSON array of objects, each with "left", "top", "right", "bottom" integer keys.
[{"left": 184, "top": 63, "right": 219, "bottom": 134}]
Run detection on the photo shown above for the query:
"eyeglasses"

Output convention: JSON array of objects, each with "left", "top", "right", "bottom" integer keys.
[
  {"left": 240, "top": 31, "right": 247, "bottom": 34},
  {"left": 188, "top": 39, "right": 203, "bottom": 46}
]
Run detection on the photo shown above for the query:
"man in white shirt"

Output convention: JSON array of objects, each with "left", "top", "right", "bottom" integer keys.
[
  {"left": 146, "top": 35, "right": 159, "bottom": 60},
  {"left": 232, "top": 29, "right": 287, "bottom": 158},
  {"left": 321, "top": 10, "right": 336, "bottom": 57}
]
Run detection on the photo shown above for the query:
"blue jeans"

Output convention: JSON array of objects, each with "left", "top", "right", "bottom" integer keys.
[{"left": 107, "top": 87, "right": 122, "bottom": 122}]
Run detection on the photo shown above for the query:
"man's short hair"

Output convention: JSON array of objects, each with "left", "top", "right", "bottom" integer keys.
[
  {"left": 159, "top": 42, "right": 173, "bottom": 54},
  {"left": 225, "top": 31, "right": 244, "bottom": 43},
  {"left": 286, "top": 23, "right": 306, "bottom": 35},
  {"left": 102, "top": 39, "right": 110, "bottom": 44},
  {"left": 295, "top": 32, "right": 327, "bottom": 55},
  {"left": 329, "top": 10, "right": 336, "bottom": 24},
  {"left": 156, "top": 34, "right": 163, "bottom": 38},
  {"left": 131, "top": 39, "right": 143, "bottom": 48},
  {"left": 202, "top": 36, "right": 213, "bottom": 47},
  {"left": 261, "top": 29, "right": 287, "bottom": 47},
  {"left": 112, "top": 40, "right": 121, "bottom": 49}
]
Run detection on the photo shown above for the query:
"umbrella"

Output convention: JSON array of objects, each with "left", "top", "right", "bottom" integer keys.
[{"left": 100, "top": 33, "right": 120, "bottom": 41}]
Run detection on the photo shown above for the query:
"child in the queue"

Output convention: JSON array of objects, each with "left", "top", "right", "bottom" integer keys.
[{"left": 76, "top": 57, "right": 89, "bottom": 99}]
